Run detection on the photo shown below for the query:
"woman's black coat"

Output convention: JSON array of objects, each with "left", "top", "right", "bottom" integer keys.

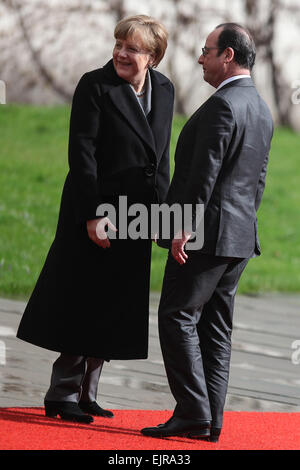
[{"left": 17, "top": 59, "right": 174, "bottom": 359}]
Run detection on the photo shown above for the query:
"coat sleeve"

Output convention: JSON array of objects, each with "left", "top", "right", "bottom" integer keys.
[
  {"left": 182, "top": 95, "right": 235, "bottom": 231},
  {"left": 68, "top": 72, "right": 102, "bottom": 224}
]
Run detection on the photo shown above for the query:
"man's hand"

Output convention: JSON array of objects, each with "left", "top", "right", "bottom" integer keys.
[
  {"left": 86, "top": 217, "right": 117, "bottom": 248},
  {"left": 171, "top": 231, "right": 192, "bottom": 264}
]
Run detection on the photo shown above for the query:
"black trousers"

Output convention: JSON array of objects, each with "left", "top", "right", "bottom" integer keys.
[
  {"left": 158, "top": 251, "right": 249, "bottom": 428},
  {"left": 45, "top": 355, "right": 104, "bottom": 403}
]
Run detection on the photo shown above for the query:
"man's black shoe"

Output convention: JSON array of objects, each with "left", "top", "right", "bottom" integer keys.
[{"left": 141, "top": 416, "right": 211, "bottom": 439}]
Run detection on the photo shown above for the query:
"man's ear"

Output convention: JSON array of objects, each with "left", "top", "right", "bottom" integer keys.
[{"left": 224, "top": 47, "right": 235, "bottom": 63}]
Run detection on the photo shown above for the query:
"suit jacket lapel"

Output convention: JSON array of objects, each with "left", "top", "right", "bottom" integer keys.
[{"left": 102, "top": 60, "right": 157, "bottom": 156}]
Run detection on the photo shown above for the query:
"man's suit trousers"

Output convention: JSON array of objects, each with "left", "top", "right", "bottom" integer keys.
[{"left": 158, "top": 251, "right": 249, "bottom": 428}]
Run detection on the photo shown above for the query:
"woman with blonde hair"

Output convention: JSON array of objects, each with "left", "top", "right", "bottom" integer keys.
[{"left": 17, "top": 15, "right": 174, "bottom": 423}]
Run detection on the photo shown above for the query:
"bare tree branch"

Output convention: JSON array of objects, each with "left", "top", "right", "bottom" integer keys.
[
  {"left": 243, "top": 0, "right": 300, "bottom": 126},
  {"left": 6, "top": 0, "right": 72, "bottom": 101},
  {"left": 109, "top": 0, "right": 126, "bottom": 22}
]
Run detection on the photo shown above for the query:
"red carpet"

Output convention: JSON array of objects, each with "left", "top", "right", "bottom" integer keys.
[{"left": 0, "top": 408, "right": 299, "bottom": 450}]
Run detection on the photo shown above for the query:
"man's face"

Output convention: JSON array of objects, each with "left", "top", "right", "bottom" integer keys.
[{"left": 198, "top": 28, "right": 227, "bottom": 88}]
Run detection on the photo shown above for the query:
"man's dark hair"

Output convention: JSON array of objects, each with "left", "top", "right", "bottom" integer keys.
[{"left": 216, "top": 23, "right": 256, "bottom": 71}]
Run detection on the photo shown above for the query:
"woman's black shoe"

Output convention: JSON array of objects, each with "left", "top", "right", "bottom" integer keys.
[
  {"left": 44, "top": 400, "right": 94, "bottom": 423},
  {"left": 78, "top": 400, "right": 114, "bottom": 418}
]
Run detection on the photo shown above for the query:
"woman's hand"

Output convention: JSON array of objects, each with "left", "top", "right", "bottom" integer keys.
[
  {"left": 171, "top": 231, "right": 192, "bottom": 265},
  {"left": 86, "top": 217, "right": 117, "bottom": 248},
  {"left": 152, "top": 233, "right": 158, "bottom": 243}
]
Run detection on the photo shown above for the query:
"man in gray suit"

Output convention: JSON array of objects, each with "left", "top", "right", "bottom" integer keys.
[{"left": 141, "top": 23, "right": 273, "bottom": 441}]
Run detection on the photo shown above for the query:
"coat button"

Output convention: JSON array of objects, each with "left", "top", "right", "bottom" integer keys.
[{"left": 144, "top": 163, "right": 156, "bottom": 177}]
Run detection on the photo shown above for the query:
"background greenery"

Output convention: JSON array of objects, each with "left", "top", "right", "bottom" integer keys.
[{"left": 0, "top": 106, "right": 299, "bottom": 299}]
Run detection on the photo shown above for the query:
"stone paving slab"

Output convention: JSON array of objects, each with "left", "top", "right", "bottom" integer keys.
[{"left": 0, "top": 293, "right": 300, "bottom": 412}]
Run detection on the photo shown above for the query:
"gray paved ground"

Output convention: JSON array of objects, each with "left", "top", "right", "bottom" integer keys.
[{"left": 0, "top": 293, "right": 300, "bottom": 412}]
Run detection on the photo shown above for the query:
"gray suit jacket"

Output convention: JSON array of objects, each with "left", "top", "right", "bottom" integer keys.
[{"left": 163, "top": 77, "right": 273, "bottom": 258}]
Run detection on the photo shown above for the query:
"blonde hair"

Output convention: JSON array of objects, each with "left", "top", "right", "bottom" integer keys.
[{"left": 114, "top": 15, "right": 168, "bottom": 67}]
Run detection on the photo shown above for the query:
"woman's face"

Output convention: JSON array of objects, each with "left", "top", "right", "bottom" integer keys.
[{"left": 113, "top": 34, "right": 154, "bottom": 86}]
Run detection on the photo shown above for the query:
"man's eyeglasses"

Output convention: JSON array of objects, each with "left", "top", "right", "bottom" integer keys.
[{"left": 201, "top": 46, "right": 219, "bottom": 56}]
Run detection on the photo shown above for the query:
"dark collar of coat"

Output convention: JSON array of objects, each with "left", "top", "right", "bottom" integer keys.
[
  {"left": 100, "top": 59, "right": 173, "bottom": 159},
  {"left": 216, "top": 76, "right": 255, "bottom": 92}
]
